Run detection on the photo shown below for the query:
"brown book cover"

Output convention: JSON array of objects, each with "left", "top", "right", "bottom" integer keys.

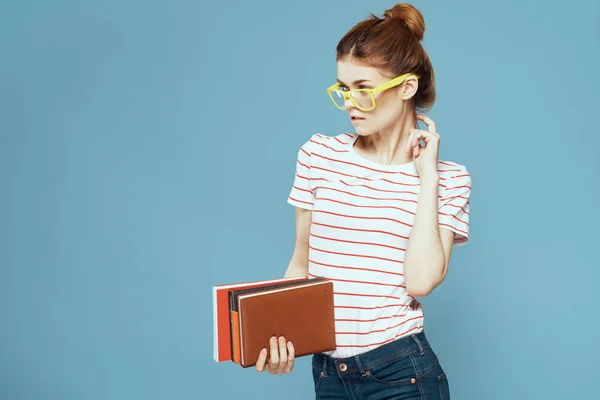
[
  {"left": 228, "top": 278, "right": 316, "bottom": 365},
  {"left": 235, "top": 277, "right": 336, "bottom": 368}
]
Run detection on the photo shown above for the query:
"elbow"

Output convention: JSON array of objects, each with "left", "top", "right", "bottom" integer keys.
[
  {"left": 404, "top": 266, "right": 446, "bottom": 298},
  {"left": 406, "top": 281, "right": 435, "bottom": 298}
]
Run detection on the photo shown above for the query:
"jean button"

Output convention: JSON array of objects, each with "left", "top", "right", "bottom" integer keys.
[
  {"left": 339, "top": 363, "right": 348, "bottom": 372},
  {"left": 410, "top": 378, "right": 416, "bottom": 384}
]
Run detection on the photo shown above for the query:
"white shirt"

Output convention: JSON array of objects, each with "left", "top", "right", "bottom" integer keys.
[{"left": 287, "top": 132, "right": 471, "bottom": 358}]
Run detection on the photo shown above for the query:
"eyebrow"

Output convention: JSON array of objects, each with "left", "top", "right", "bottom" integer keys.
[{"left": 336, "top": 79, "right": 371, "bottom": 86}]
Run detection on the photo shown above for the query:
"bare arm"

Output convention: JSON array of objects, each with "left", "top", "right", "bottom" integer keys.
[
  {"left": 284, "top": 207, "right": 312, "bottom": 278},
  {"left": 403, "top": 171, "right": 455, "bottom": 297}
]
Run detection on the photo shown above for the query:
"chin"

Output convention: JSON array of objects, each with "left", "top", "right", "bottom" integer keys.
[{"left": 354, "top": 126, "right": 375, "bottom": 136}]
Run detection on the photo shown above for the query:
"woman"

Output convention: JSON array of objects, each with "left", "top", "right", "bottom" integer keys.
[{"left": 255, "top": 3, "right": 471, "bottom": 399}]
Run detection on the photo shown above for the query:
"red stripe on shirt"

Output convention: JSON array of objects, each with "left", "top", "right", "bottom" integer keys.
[
  {"left": 313, "top": 210, "right": 413, "bottom": 228},
  {"left": 340, "top": 180, "right": 426, "bottom": 197},
  {"left": 334, "top": 136, "right": 351, "bottom": 145},
  {"left": 438, "top": 161, "right": 456, "bottom": 166},
  {"left": 438, "top": 211, "right": 469, "bottom": 226},
  {"left": 311, "top": 221, "right": 409, "bottom": 240},
  {"left": 311, "top": 233, "right": 407, "bottom": 253},
  {"left": 311, "top": 166, "right": 424, "bottom": 187},
  {"left": 288, "top": 196, "right": 313, "bottom": 205},
  {"left": 334, "top": 292, "right": 402, "bottom": 300},
  {"left": 335, "top": 303, "right": 409, "bottom": 310},
  {"left": 335, "top": 325, "right": 424, "bottom": 348},
  {"left": 292, "top": 185, "right": 312, "bottom": 193},
  {"left": 309, "top": 245, "right": 404, "bottom": 264},
  {"left": 315, "top": 186, "right": 417, "bottom": 205},
  {"left": 335, "top": 313, "right": 407, "bottom": 323},
  {"left": 317, "top": 197, "right": 416, "bottom": 217},
  {"left": 312, "top": 152, "right": 420, "bottom": 178},
  {"left": 296, "top": 173, "right": 329, "bottom": 183},
  {"left": 441, "top": 202, "right": 470, "bottom": 215},
  {"left": 310, "top": 258, "right": 404, "bottom": 277},
  {"left": 441, "top": 195, "right": 469, "bottom": 202},
  {"left": 308, "top": 273, "right": 405, "bottom": 288},
  {"left": 445, "top": 184, "right": 472, "bottom": 191},
  {"left": 310, "top": 139, "right": 349, "bottom": 153},
  {"left": 336, "top": 316, "right": 424, "bottom": 335}
]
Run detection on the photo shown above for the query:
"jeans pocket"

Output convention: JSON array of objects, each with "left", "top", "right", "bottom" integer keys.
[
  {"left": 312, "top": 367, "right": 327, "bottom": 392},
  {"left": 365, "top": 354, "right": 418, "bottom": 386},
  {"left": 438, "top": 372, "right": 450, "bottom": 400}
]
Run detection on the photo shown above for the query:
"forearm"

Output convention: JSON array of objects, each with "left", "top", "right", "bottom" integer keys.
[
  {"left": 403, "top": 170, "right": 445, "bottom": 297},
  {"left": 284, "top": 262, "right": 308, "bottom": 278}
]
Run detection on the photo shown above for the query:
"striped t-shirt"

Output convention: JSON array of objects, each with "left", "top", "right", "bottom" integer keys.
[{"left": 287, "top": 132, "right": 471, "bottom": 358}]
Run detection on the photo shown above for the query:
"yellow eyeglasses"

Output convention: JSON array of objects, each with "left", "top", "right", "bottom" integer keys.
[{"left": 326, "top": 72, "right": 420, "bottom": 111}]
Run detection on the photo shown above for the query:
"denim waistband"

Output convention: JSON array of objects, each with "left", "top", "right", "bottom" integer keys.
[{"left": 312, "top": 331, "right": 431, "bottom": 374}]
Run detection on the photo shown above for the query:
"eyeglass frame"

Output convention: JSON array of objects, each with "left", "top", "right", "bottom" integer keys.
[{"left": 326, "top": 72, "right": 420, "bottom": 111}]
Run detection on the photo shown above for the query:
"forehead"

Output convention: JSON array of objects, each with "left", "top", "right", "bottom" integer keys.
[{"left": 336, "top": 59, "right": 388, "bottom": 83}]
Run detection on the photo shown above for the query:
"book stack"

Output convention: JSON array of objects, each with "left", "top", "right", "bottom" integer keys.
[{"left": 213, "top": 276, "right": 336, "bottom": 367}]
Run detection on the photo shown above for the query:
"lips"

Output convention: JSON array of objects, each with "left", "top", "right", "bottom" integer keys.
[{"left": 351, "top": 115, "right": 365, "bottom": 121}]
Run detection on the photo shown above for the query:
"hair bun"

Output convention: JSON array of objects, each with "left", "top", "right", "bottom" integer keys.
[{"left": 384, "top": 3, "right": 425, "bottom": 41}]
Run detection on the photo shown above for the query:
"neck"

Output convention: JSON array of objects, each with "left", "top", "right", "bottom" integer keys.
[{"left": 355, "top": 111, "right": 417, "bottom": 165}]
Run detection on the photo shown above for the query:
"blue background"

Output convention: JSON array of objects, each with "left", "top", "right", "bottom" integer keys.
[{"left": 1, "top": 0, "right": 598, "bottom": 399}]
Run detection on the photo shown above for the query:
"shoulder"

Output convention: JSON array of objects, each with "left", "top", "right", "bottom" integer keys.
[
  {"left": 437, "top": 160, "right": 471, "bottom": 186},
  {"left": 297, "top": 132, "right": 356, "bottom": 155}
]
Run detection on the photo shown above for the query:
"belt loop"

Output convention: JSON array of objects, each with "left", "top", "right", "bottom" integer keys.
[
  {"left": 354, "top": 355, "right": 367, "bottom": 376},
  {"left": 411, "top": 334, "right": 425, "bottom": 355},
  {"left": 322, "top": 355, "right": 328, "bottom": 377}
]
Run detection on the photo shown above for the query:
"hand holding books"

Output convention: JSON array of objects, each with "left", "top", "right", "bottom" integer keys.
[
  {"left": 213, "top": 276, "right": 336, "bottom": 369},
  {"left": 254, "top": 336, "right": 295, "bottom": 374}
]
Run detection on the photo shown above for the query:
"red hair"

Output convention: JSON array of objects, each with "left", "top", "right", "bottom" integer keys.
[{"left": 336, "top": 3, "right": 436, "bottom": 112}]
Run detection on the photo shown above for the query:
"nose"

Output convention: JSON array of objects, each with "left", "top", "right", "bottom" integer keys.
[{"left": 344, "top": 96, "right": 355, "bottom": 109}]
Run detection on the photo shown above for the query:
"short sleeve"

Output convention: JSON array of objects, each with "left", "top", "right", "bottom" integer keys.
[
  {"left": 287, "top": 139, "right": 315, "bottom": 210},
  {"left": 438, "top": 168, "right": 471, "bottom": 245}
]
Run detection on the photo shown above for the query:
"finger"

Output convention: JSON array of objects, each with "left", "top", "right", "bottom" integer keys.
[
  {"left": 268, "top": 336, "right": 279, "bottom": 372},
  {"left": 416, "top": 114, "right": 436, "bottom": 133},
  {"left": 421, "top": 131, "right": 439, "bottom": 144},
  {"left": 277, "top": 336, "right": 288, "bottom": 375},
  {"left": 285, "top": 341, "right": 295, "bottom": 373},
  {"left": 414, "top": 129, "right": 439, "bottom": 145},
  {"left": 405, "top": 131, "right": 414, "bottom": 153},
  {"left": 255, "top": 348, "right": 268, "bottom": 372},
  {"left": 412, "top": 130, "right": 423, "bottom": 148}
]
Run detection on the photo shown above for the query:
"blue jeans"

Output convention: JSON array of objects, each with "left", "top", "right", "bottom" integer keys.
[{"left": 311, "top": 331, "right": 450, "bottom": 399}]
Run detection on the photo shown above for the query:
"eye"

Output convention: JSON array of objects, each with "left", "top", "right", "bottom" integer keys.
[
  {"left": 338, "top": 85, "right": 349, "bottom": 91},
  {"left": 358, "top": 85, "right": 370, "bottom": 90}
]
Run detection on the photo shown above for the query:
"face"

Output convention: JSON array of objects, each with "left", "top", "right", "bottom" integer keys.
[{"left": 336, "top": 58, "right": 418, "bottom": 136}]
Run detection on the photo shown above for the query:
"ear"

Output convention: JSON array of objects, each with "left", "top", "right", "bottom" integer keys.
[{"left": 399, "top": 75, "right": 419, "bottom": 100}]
